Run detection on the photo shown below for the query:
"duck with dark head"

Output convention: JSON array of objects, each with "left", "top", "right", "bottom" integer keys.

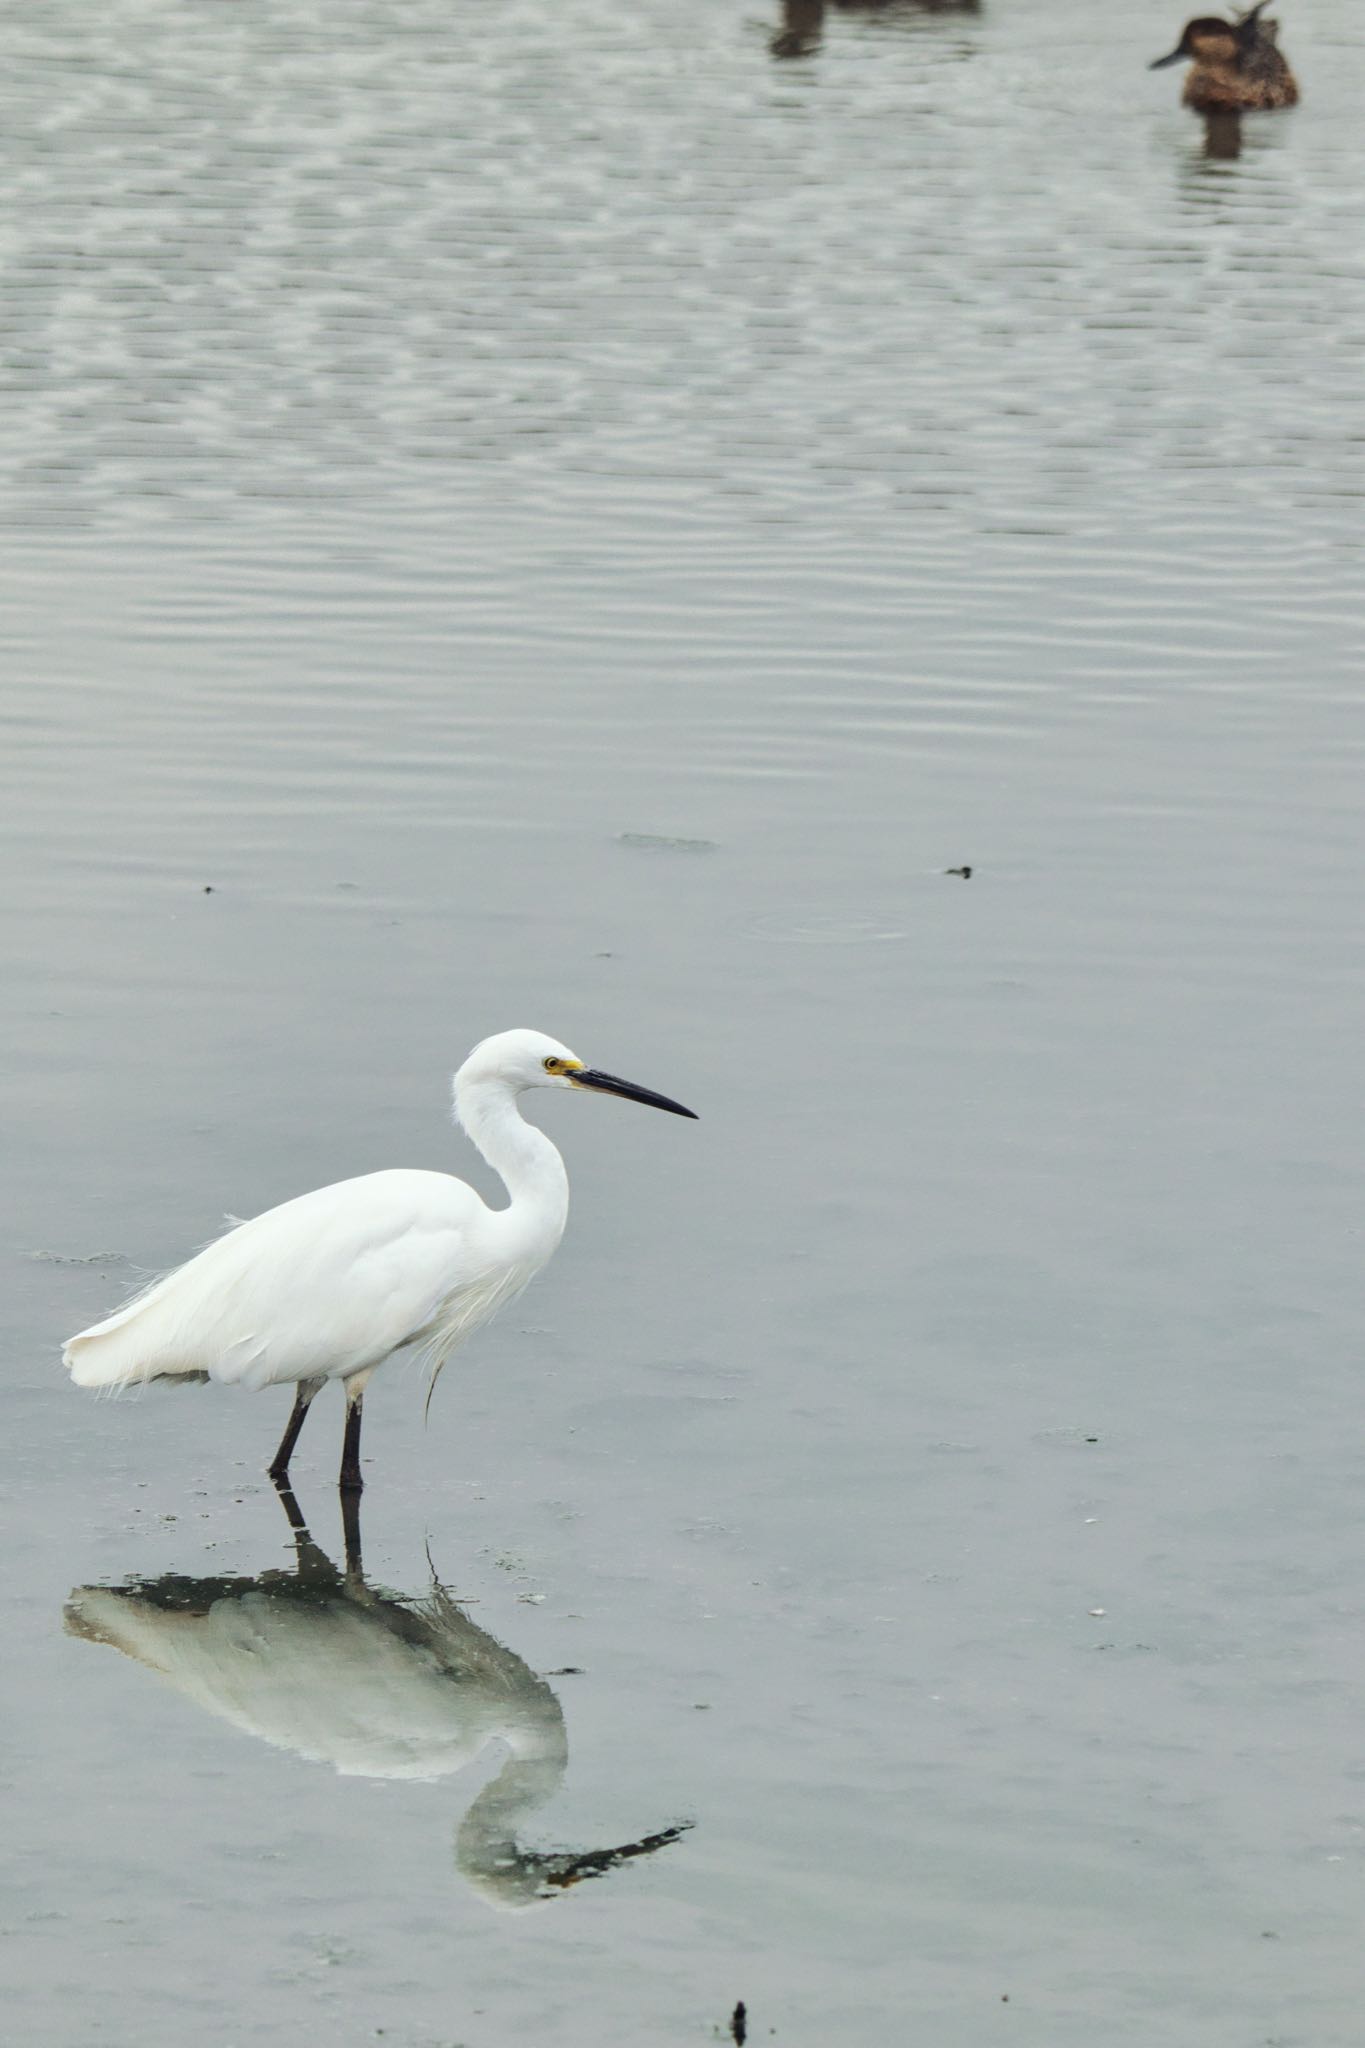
[{"left": 1150, "top": 2, "right": 1299, "bottom": 112}]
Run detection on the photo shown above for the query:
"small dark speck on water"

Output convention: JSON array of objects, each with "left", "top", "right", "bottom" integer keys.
[
  {"left": 1085, "top": 1436, "right": 1099, "bottom": 1443},
  {"left": 731, "top": 2000, "right": 747, "bottom": 2045},
  {"left": 202, "top": 884, "right": 214, "bottom": 893},
  {"left": 945, "top": 864, "right": 973, "bottom": 879}
]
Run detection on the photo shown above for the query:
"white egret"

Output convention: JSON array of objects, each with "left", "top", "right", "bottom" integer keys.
[{"left": 64, "top": 1029, "right": 697, "bottom": 1491}]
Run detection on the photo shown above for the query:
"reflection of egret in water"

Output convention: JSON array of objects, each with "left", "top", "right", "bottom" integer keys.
[
  {"left": 770, "top": 0, "right": 980, "bottom": 60},
  {"left": 63, "top": 1487, "right": 689, "bottom": 1910}
]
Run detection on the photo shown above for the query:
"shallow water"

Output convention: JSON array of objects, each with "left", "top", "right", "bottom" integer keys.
[{"left": 4, "top": 0, "right": 1365, "bottom": 2042}]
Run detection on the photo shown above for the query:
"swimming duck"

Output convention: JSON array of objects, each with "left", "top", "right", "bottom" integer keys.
[{"left": 1150, "top": 2, "right": 1299, "bottom": 112}]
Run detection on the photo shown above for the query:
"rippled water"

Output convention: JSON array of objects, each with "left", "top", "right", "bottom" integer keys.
[{"left": 4, "top": 0, "right": 1365, "bottom": 2042}]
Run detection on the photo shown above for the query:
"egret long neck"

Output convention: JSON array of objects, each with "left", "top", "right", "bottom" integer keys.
[{"left": 454, "top": 1076, "right": 570, "bottom": 1237}]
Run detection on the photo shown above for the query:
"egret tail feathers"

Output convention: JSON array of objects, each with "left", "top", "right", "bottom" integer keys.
[{"left": 64, "top": 1274, "right": 208, "bottom": 1389}]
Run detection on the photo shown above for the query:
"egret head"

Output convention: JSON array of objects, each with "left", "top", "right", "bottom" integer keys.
[{"left": 458, "top": 1030, "right": 697, "bottom": 1119}]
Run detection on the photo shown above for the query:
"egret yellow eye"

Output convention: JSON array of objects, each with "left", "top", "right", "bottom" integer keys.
[{"left": 543, "top": 1056, "right": 561, "bottom": 1074}]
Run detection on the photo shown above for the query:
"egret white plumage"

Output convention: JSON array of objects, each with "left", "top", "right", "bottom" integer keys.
[{"left": 63, "top": 1029, "right": 697, "bottom": 1491}]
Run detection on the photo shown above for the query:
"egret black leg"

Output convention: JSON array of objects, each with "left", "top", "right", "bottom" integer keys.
[
  {"left": 268, "top": 1378, "right": 322, "bottom": 1482},
  {"left": 339, "top": 1391, "right": 364, "bottom": 1494}
]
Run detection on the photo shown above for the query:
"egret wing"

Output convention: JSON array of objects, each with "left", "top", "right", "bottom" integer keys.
[{"left": 64, "top": 1169, "right": 485, "bottom": 1391}]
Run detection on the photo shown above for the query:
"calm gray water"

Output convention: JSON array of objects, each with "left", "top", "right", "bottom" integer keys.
[{"left": 4, "top": 0, "right": 1365, "bottom": 2042}]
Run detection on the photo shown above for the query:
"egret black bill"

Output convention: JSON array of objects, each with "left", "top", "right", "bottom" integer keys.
[{"left": 571, "top": 1069, "right": 698, "bottom": 1119}]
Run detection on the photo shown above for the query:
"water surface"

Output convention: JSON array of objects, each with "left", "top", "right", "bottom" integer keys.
[{"left": 4, "top": 0, "right": 1365, "bottom": 2042}]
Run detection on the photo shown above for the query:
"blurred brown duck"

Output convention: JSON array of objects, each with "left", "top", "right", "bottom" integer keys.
[{"left": 1150, "top": 2, "right": 1299, "bottom": 111}]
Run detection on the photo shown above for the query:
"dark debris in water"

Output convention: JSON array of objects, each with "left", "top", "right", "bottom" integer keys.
[
  {"left": 944, "top": 864, "right": 973, "bottom": 879},
  {"left": 731, "top": 2000, "right": 747, "bottom": 2045}
]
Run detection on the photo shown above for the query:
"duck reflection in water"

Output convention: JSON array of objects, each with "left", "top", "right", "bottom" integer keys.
[
  {"left": 1201, "top": 109, "right": 1244, "bottom": 157},
  {"left": 770, "top": 0, "right": 824, "bottom": 58},
  {"left": 770, "top": 0, "right": 979, "bottom": 58},
  {"left": 64, "top": 1486, "right": 689, "bottom": 1910}
]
